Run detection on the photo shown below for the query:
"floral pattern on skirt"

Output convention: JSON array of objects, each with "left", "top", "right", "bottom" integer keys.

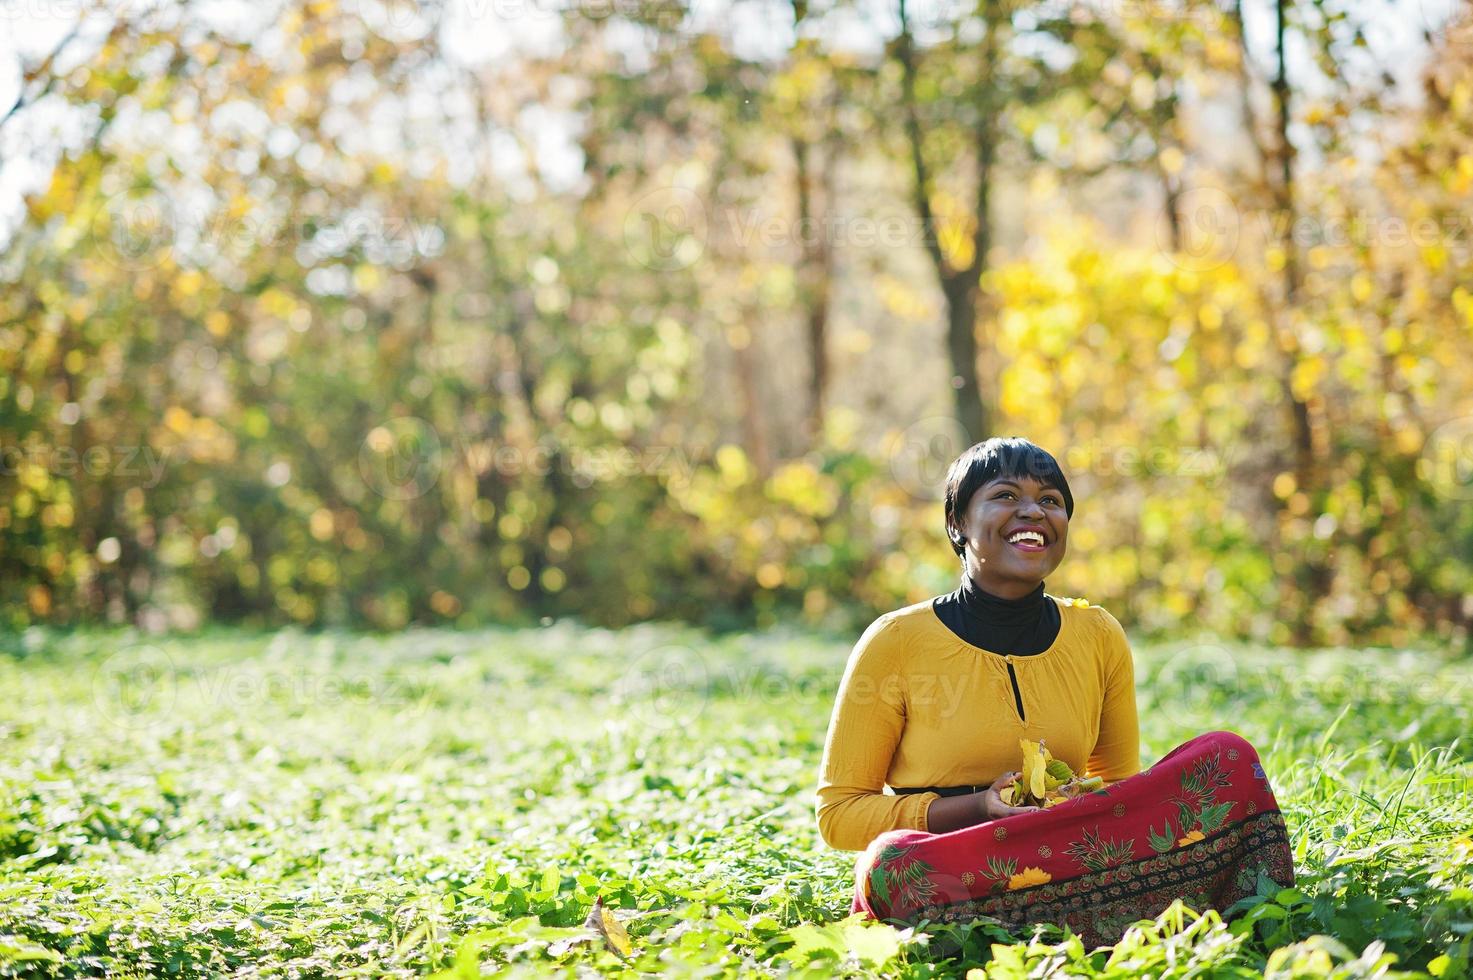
[{"left": 851, "top": 730, "right": 1295, "bottom": 948}]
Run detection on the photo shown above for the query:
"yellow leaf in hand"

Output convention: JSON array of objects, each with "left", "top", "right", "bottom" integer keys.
[{"left": 1019, "top": 738, "right": 1048, "bottom": 801}]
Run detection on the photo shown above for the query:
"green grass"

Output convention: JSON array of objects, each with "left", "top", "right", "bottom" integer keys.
[{"left": 0, "top": 624, "right": 1470, "bottom": 978}]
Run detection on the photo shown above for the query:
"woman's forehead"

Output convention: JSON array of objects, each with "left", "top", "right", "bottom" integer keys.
[{"left": 983, "top": 474, "right": 1060, "bottom": 490}]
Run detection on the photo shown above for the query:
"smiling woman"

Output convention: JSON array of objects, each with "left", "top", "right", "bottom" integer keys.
[{"left": 814, "top": 437, "right": 1295, "bottom": 947}]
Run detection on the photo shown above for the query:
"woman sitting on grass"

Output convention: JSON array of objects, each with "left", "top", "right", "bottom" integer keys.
[{"left": 815, "top": 436, "right": 1294, "bottom": 946}]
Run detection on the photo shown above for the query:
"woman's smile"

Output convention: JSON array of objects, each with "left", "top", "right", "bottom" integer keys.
[{"left": 1003, "top": 525, "right": 1049, "bottom": 553}]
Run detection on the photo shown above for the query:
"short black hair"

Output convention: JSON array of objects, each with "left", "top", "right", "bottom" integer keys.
[{"left": 943, "top": 437, "right": 1074, "bottom": 556}]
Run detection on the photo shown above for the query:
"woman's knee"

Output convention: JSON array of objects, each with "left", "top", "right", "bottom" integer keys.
[{"left": 1201, "top": 729, "right": 1259, "bottom": 760}]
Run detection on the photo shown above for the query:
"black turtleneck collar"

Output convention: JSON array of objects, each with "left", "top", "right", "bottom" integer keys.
[{"left": 932, "top": 574, "right": 1061, "bottom": 656}]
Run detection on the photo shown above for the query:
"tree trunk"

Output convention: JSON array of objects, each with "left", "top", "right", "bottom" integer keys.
[
  {"left": 1265, "top": 0, "right": 1332, "bottom": 642},
  {"left": 793, "top": 134, "right": 833, "bottom": 448},
  {"left": 895, "top": 0, "right": 996, "bottom": 441},
  {"left": 943, "top": 276, "right": 986, "bottom": 440},
  {"left": 1227, "top": 0, "right": 1334, "bottom": 643},
  {"left": 732, "top": 322, "right": 773, "bottom": 477}
]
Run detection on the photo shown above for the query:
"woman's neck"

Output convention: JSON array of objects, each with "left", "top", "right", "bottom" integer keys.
[{"left": 957, "top": 574, "right": 1046, "bottom": 626}]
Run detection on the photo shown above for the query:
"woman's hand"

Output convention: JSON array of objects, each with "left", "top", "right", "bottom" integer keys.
[
  {"left": 980, "top": 771, "right": 1040, "bottom": 820},
  {"left": 924, "top": 771, "right": 1042, "bottom": 835}
]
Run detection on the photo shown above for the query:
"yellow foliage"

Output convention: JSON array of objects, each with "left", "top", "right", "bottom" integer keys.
[
  {"left": 931, "top": 190, "right": 976, "bottom": 272},
  {"left": 309, "top": 509, "right": 334, "bottom": 541},
  {"left": 767, "top": 461, "right": 838, "bottom": 518},
  {"left": 714, "top": 445, "right": 751, "bottom": 487},
  {"left": 164, "top": 406, "right": 194, "bottom": 434}
]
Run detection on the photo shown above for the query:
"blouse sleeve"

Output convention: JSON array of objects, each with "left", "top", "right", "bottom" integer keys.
[
  {"left": 1084, "top": 607, "right": 1142, "bottom": 785},
  {"left": 815, "top": 615, "right": 940, "bottom": 851}
]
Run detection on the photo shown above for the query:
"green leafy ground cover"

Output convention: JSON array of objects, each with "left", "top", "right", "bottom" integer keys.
[{"left": 0, "top": 625, "right": 1470, "bottom": 977}]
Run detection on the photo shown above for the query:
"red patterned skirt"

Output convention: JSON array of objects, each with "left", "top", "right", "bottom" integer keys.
[{"left": 851, "top": 730, "right": 1295, "bottom": 947}]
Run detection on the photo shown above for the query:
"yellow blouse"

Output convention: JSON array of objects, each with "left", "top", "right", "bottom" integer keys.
[{"left": 815, "top": 595, "right": 1141, "bottom": 851}]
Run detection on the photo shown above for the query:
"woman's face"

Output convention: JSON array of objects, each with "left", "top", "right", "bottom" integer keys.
[{"left": 952, "top": 474, "right": 1069, "bottom": 597}]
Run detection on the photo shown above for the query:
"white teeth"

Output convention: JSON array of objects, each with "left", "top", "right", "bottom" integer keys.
[{"left": 1008, "top": 531, "right": 1045, "bottom": 546}]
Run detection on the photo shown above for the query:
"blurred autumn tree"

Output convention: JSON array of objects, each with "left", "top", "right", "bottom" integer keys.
[{"left": 0, "top": 0, "right": 1469, "bottom": 649}]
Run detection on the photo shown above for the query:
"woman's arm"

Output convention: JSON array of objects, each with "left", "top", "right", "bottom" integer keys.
[
  {"left": 924, "top": 772, "right": 1039, "bottom": 834},
  {"left": 815, "top": 617, "right": 939, "bottom": 850},
  {"left": 920, "top": 793, "right": 985, "bottom": 835},
  {"left": 1084, "top": 609, "right": 1142, "bottom": 784}
]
